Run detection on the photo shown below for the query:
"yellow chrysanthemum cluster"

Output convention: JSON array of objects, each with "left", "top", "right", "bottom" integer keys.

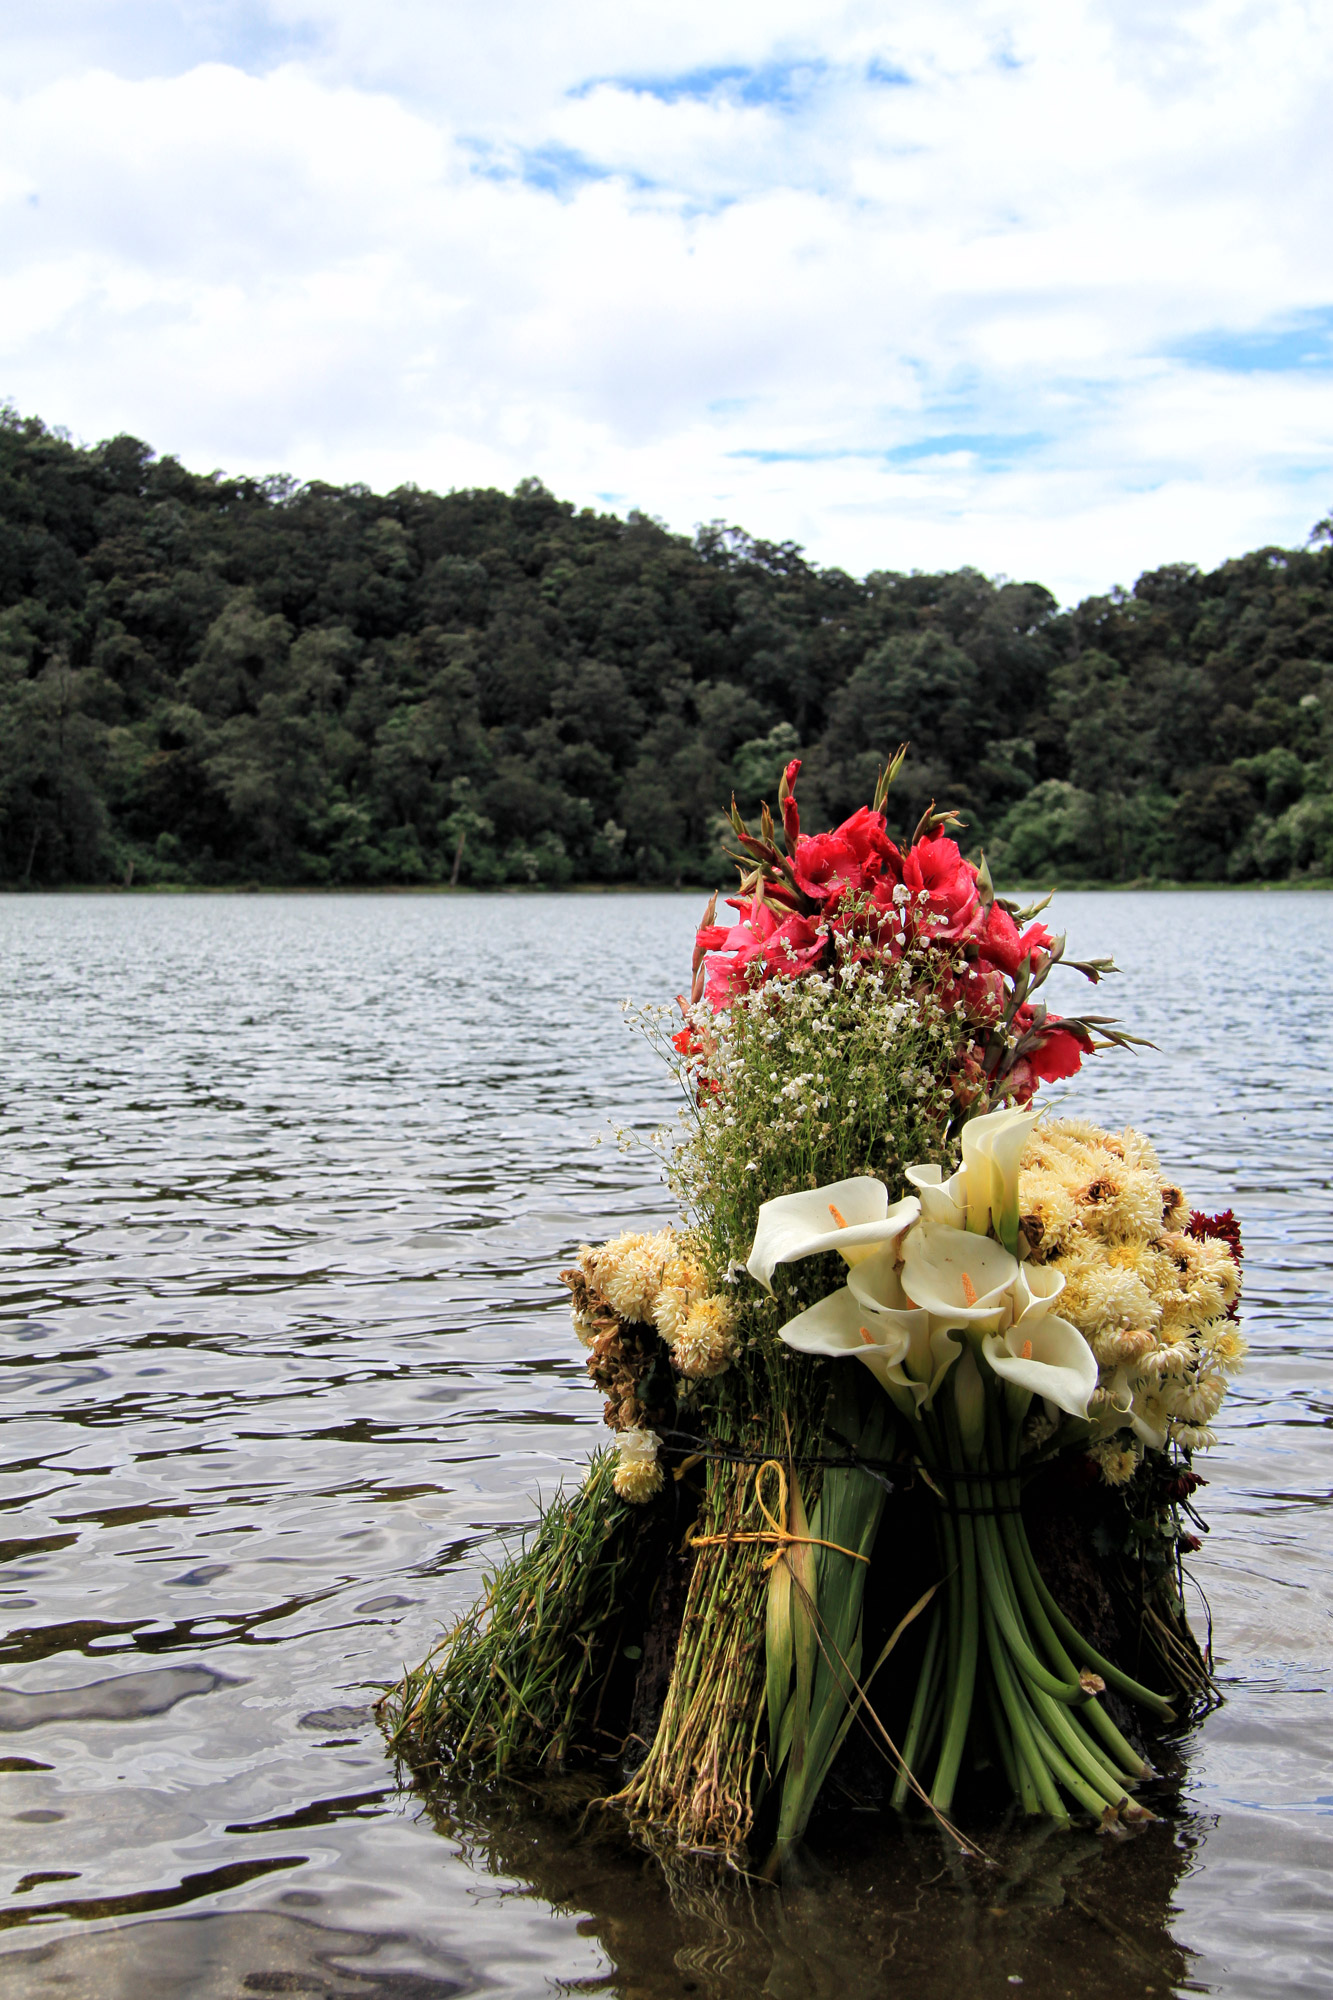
[
  {"left": 1019, "top": 1119, "right": 1244, "bottom": 1470},
  {"left": 572, "top": 1229, "right": 739, "bottom": 1381},
  {"left": 612, "top": 1426, "right": 665, "bottom": 1504}
]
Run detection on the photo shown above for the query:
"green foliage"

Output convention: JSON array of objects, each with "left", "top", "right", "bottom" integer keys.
[
  {"left": 380, "top": 1451, "right": 649, "bottom": 1778},
  {"left": 2, "top": 402, "right": 1331, "bottom": 886}
]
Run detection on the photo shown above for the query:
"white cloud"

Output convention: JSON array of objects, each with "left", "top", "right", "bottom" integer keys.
[{"left": 0, "top": 1, "right": 1331, "bottom": 602}]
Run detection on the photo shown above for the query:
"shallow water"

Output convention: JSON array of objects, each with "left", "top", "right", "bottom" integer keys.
[{"left": 0, "top": 888, "right": 1329, "bottom": 1999}]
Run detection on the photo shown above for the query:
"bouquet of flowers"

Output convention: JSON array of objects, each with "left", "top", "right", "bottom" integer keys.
[{"left": 382, "top": 759, "right": 1242, "bottom": 1866}]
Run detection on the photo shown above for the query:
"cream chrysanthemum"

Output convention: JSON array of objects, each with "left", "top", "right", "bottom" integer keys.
[
  {"left": 613, "top": 1426, "right": 664, "bottom": 1503},
  {"left": 1020, "top": 1116, "right": 1243, "bottom": 1458},
  {"left": 589, "top": 1230, "right": 674, "bottom": 1324},
  {"left": 1057, "top": 1248, "right": 1158, "bottom": 1341},
  {"left": 1165, "top": 1373, "right": 1227, "bottom": 1425},
  {"left": 1171, "top": 1422, "right": 1217, "bottom": 1453},
  {"left": 1018, "top": 1168, "right": 1081, "bottom": 1257},
  {"left": 652, "top": 1252, "right": 709, "bottom": 1343},
  {"left": 1090, "top": 1326, "right": 1156, "bottom": 1368},
  {"left": 1090, "top": 1437, "right": 1143, "bottom": 1486},
  {"left": 1201, "top": 1322, "right": 1248, "bottom": 1372},
  {"left": 670, "top": 1296, "right": 739, "bottom": 1380}
]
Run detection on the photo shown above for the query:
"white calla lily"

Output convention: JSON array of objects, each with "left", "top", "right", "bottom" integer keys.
[
  {"left": 981, "top": 1313, "right": 1098, "bottom": 1419},
  {"left": 844, "top": 1243, "right": 956, "bottom": 1413},
  {"left": 960, "top": 1104, "right": 1040, "bottom": 1250},
  {"left": 900, "top": 1223, "right": 1019, "bottom": 1333},
  {"left": 1007, "top": 1261, "right": 1066, "bottom": 1329},
  {"left": 776, "top": 1282, "right": 915, "bottom": 1401},
  {"left": 904, "top": 1162, "right": 968, "bottom": 1231},
  {"left": 746, "top": 1177, "right": 919, "bottom": 1294},
  {"left": 1128, "top": 1393, "right": 1171, "bottom": 1451},
  {"left": 1088, "top": 1366, "right": 1169, "bottom": 1451}
]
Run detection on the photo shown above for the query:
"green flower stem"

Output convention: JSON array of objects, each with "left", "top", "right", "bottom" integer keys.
[
  {"left": 984, "top": 1595, "right": 1068, "bottom": 1820},
  {"left": 980, "top": 1395, "right": 1153, "bottom": 1778},
  {"left": 930, "top": 1397, "right": 980, "bottom": 1813},
  {"left": 975, "top": 1492, "right": 1130, "bottom": 1797},
  {"left": 890, "top": 1598, "right": 943, "bottom": 1811},
  {"left": 973, "top": 1507, "right": 1085, "bottom": 1703},
  {"left": 993, "top": 1493, "right": 1151, "bottom": 1778},
  {"left": 985, "top": 1597, "right": 1117, "bottom": 1819},
  {"left": 1025, "top": 1681, "right": 1133, "bottom": 1811},
  {"left": 1010, "top": 1512, "right": 1176, "bottom": 1720},
  {"left": 983, "top": 1668, "right": 1024, "bottom": 1803},
  {"left": 972, "top": 1440, "right": 1134, "bottom": 1812}
]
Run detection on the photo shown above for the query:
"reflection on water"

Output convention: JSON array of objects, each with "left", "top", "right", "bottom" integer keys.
[
  {"left": 0, "top": 889, "right": 1330, "bottom": 1998},
  {"left": 424, "top": 1775, "right": 1202, "bottom": 1998}
]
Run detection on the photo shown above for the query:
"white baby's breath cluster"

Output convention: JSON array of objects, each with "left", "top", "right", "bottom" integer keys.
[
  {"left": 1019, "top": 1119, "right": 1244, "bottom": 1471},
  {"left": 656, "top": 941, "right": 974, "bottom": 1275}
]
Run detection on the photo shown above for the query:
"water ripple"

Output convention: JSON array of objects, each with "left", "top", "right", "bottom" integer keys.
[{"left": 0, "top": 888, "right": 1330, "bottom": 1997}]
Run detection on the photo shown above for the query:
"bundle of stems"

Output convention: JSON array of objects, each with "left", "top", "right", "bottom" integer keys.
[
  {"left": 896, "top": 1370, "right": 1175, "bottom": 1823},
  {"left": 380, "top": 1450, "right": 650, "bottom": 1778},
  {"left": 609, "top": 1356, "right": 810, "bottom": 1854},
  {"left": 611, "top": 1445, "right": 773, "bottom": 1853},
  {"left": 762, "top": 1375, "right": 896, "bottom": 1858}
]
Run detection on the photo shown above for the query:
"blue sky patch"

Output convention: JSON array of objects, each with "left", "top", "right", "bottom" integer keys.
[
  {"left": 886, "top": 431, "right": 1045, "bottom": 465},
  {"left": 866, "top": 58, "right": 913, "bottom": 87},
  {"left": 731, "top": 433, "right": 1045, "bottom": 469},
  {"left": 467, "top": 143, "right": 654, "bottom": 198},
  {"left": 1168, "top": 309, "right": 1333, "bottom": 373},
  {"left": 518, "top": 144, "right": 617, "bottom": 195},
  {"left": 574, "top": 60, "right": 829, "bottom": 110}
]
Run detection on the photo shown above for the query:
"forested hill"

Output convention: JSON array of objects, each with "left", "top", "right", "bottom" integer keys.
[{"left": 2, "top": 405, "right": 1330, "bottom": 889}]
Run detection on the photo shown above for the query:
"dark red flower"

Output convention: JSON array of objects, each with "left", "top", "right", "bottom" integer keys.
[
  {"left": 1187, "top": 1209, "right": 1243, "bottom": 1264},
  {"left": 1005, "top": 1016, "right": 1094, "bottom": 1103}
]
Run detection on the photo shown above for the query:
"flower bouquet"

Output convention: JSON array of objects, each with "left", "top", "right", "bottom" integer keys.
[{"left": 382, "top": 759, "right": 1242, "bottom": 1865}]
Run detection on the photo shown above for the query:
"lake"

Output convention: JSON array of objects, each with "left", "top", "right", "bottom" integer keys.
[{"left": 0, "top": 888, "right": 1329, "bottom": 1998}]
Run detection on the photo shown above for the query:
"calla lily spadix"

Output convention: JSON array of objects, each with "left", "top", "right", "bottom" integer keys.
[
  {"left": 746, "top": 1176, "right": 920, "bottom": 1294},
  {"left": 776, "top": 1282, "right": 916, "bottom": 1401},
  {"left": 899, "top": 1225, "right": 1018, "bottom": 1333},
  {"left": 847, "top": 1244, "right": 962, "bottom": 1413},
  {"left": 779, "top": 1240, "right": 963, "bottom": 1417},
  {"left": 981, "top": 1313, "right": 1099, "bottom": 1419}
]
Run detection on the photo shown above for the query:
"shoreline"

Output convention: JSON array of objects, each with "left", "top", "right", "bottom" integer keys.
[{"left": 3, "top": 876, "right": 1331, "bottom": 897}]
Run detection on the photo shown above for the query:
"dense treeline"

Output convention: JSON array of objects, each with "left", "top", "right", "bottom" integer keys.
[{"left": 2, "top": 404, "right": 1330, "bottom": 889}]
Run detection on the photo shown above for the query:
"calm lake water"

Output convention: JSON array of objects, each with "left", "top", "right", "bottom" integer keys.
[{"left": 0, "top": 888, "right": 1329, "bottom": 1999}]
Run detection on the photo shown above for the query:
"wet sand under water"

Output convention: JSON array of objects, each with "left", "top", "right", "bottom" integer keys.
[{"left": 0, "top": 889, "right": 1329, "bottom": 1998}]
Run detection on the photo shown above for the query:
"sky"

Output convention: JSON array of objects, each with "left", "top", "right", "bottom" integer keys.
[{"left": 2, "top": 1, "right": 1332, "bottom": 604}]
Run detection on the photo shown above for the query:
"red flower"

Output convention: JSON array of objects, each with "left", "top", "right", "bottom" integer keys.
[
  {"left": 1027, "top": 1021, "right": 1093, "bottom": 1081},
  {"left": 790, "top": 807, "right": 901, "bottom": 905},
  {"left": 1005, "top": 1015, "right": 1094, "bottom": 1103},
  {"left": 701, "top": 899, "right": 827, "bottom": 1006},
  {"left": 974, "top": 902, "right": 1055, "bottom": 979},
  {"left": 780, "top": 758, "right": 802, "bottom": 850},
  {"left": 901, "top": 834, "right": 982, "bottom": 943}
]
